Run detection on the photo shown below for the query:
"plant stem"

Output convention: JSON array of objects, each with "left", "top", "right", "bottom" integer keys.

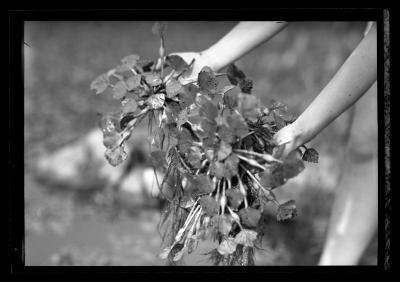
[
  {"left": 160, "top": 36, "right": 165, "bottom": 78},
  {"left": 176, "top": 204, "right": 201, "bottom": 242},
  {"left": 175, "top": 147, "right": 192, "bottom": 172},
  {"left": 130, "top": 68, "right": 138, "bottom": 75},
  {"left": 234, "top": 149, "right": 282, "bottom": 163},
  {"left": 163, "top": 69, "right": 176, "bottom": 84},
  {"left": 215, "top": 179, "right": 221, "bottom": 201},
  {"left": 111, "top": 73, "right": 123, "bottom": 80},
  {"left": 240, "top": 164, "right": 279, "bottom": 206},
  {"left": 237, "top": 155, "right": 266, "bottom": 171},
  {"left": 238, "top": 177, "right": 248, "bottom": 208},
  {"left": 227, "top": 206, "right": 243, "bottom": 230},
  {"left": 220, "top": 179, "right": 226, "bottom": 214}
]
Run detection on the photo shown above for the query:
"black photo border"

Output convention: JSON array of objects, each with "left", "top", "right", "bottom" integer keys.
[{"left": 8, "top": 8, "right": 394, "bottom": 277}]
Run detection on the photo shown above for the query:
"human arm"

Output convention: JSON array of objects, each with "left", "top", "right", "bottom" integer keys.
[
  {"left": 273, "top": 23, "right": 377, "bottom": 157},
  {"left": 171, "top": 21, "right": 289, "bottom": 82}
]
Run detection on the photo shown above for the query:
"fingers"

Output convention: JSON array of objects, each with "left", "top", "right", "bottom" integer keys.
[
  {"left": 272, "top": 127, "right": 298, "bottom": 159},
  {"left": 281, "top": 143, "right": 296, "bottom": 159},
  {"left": 272, "top": 129, "right": 291, "bottom": 147}
]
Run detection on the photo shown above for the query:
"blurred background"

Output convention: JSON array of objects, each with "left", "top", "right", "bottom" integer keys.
[{"left": 24, "top": 21, "right": 377, "bottom": 266}]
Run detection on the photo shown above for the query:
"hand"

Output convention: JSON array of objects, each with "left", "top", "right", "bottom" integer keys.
[
  {"left": 272, "top": 122, "right": 305, "bottom": 159},
  {"left": 167, "top": 51, "right": 217, "bottom": 84}
]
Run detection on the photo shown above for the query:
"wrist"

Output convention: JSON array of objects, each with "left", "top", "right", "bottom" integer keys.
[
  {"left": 201, "top": 48, "right": 222, "bottom": 72},
  {"left": 289, "top": 120, "right": 309, "bottom": 148}
]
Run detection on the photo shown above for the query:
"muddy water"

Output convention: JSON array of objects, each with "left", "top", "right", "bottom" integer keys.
[
  {"left": 25, "top": 207, "right": 218, "bottom": 266},
  {"left": 25, "top": 210, "right": 164, "bottom": 266}
]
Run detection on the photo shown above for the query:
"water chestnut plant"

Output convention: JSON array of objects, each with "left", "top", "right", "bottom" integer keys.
[{"left": 90, "top": 21, "right": 319, "bottom": 266}]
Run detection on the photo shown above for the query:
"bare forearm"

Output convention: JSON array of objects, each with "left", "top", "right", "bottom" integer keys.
[
  {"left": 202, "top": 21, "right": 289, "bottom": 71},
  {"left": 294, "top": 24, "right": 377, "bottom": 145}
]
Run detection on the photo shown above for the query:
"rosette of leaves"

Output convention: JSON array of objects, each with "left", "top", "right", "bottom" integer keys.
[{"left": 90, "top": 21, "right": 319, "bottom": 266}]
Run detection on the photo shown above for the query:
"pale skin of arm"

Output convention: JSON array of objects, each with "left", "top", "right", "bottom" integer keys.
[
  {"left": 274, "top": 23, "right": 377, "bottom": 157},
  {"left": 172, "top": 21, "right": 289, "bottom": 81},
  {"left": 202, "top": 21, "right": 289, "bottom": 71}
]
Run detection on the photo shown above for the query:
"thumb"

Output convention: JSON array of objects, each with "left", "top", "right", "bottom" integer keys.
[{"left": 273, "top": 132, "right": 296, "bottom": 159}]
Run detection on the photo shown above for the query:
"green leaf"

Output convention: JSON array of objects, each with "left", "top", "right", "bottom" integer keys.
[
  {"left": 166, "top": 55, "right": 190, "bottom": 73},
  {"left": 176, "top": 110, "right": 189, "bottom": 127},
  {"left": 166, "top": 79, "right": 184, "bottom": 98},
  {"left": 238, "top": 93, "right": 263, "bottom": 122},
  {"left": 238, "top": 207, "right": 261, "bottom": 228},
  {"left": 177, "top": 128, "right": 193, "bottom": 154},
  {"left": 144, "top": 73, "right": 162, "bottom": 87},
  {"left": 150, "top": 150, "right": 167, "bottom": 170},
  {"left": 173, "top": 245, "right": 187, "bottom": 262},
  {"left": 217, "top": 237, "right": 237, "bottom": 255},
  {"left": 302, "top": 148, "right": 319, "bottom": 163},
  {"left": 201, "top": 120, "right": 218, "bottom": 141},
  {"left": 198, "top": 66, "right": 219, "bottom": 95},
  {"left": 152, "top": 21, "right": 168, "bottom": 37},
  {"left": 168, "top": 243, "right": 185, "bottom": 262},
  {"left": 226, "top": 112, "right": 249, "bottom": 139},
  {"left": 217, "top": 124, "right": 235, "bottom": 144},
  {"left": 98, "top": 113, "right": 121, "bottom": 134},
  {"left": 112, "top": 80, "right": 128, "bottom": 99},
  {"left": 225, "top": 188, "right": 244, "bottom": 209},
  {"left": 104, "top": 146, "right": 127, "bottom": 167},
  {"left": 223, "top": 154, "right": 239, "bottom": 180},
  {"left": 282, "top": 151, "right": 305, "bottom": 179},
  {"left": 199, "top": 99, "right": 218, "bottom": 121},
  {"left": 223, "top": 87, "right": 240, "bottom": 109},
  {"left": 234, "top": 229, "right": 258, "bottom": 247},
  {"left": 270, "top": 100, "right": 288, "bottom": 113},
  {"left": 119, "top": 113, "right": 135, "bottom": 131},
  {"left": 125, "top": 74, "right": 142, "bottom": 91},
  {"left": 90, "top": 73, "right": 110, "bottom": 94},
  {"left": 239, "top": 79, "right": 253, "bottom": 94},
  {"left": 219, "top": 85, "right": 236, "bottom": 95},
  {"left": 115, "top": 63, "right": 132, "bottom": 74},
  {"left": 260, "top": 163, "right": 286, "bottom": 189},
  {"left": 179, "top": 84, "right": 198, "bottom": 108},
  {"left": 226, "top": 64, "right": 253, "bottom": 94},
  {"left": 186, "top": 175, "right": 214, "bottom": 197},
  {"left": 159, "top": 245, "right": 174, "bottom": 260},
  {"left": 163, "top": 102, "right": 181, "bottom": 124},
  {"left": 277, "top": 200, "right": 297, "bottom": 222},
  {"left": 218, "top": 214, "right": 234, "bottom": 236},
  {"left": 187, "top": 237, "right": 199, "bottom": 254},
  {"left": 121, "top": 54, "right": 140, "bottom": 69},
  {"left": 187, "top": 146, "right": 202, "bottom": 169},
  {"left": 188, "top": 114, "right": 205, "bottom": 132},
  {"left": 146, "top": 93, "right": 165, "bottom": 109},
  {"left": 136, "top": 59, "right": 154, "bottom": 73},
  {"left": 152, "top": 127, "right": 165, "bottom": 149},
  {"left": 202, "top": 136, "right": 216, "bottom": 149},
  {"left": 226, "top": 63, "right": 246, "bottom": 86},
  {"left": 210, "top": 161, "right": 225, "bottom": 179},
  {"left": 217, "top": 141, "right": 232, "bottom": 161},
  {"left": 121, "top": 98, "right": 138, "bottom": 114},
  {"left": 102, "top": 133, "right": 120, "bottom": 149},
  {"left": 205, "top": 149, "right": 215, "bottom": 162},
  {"left": 199, "top": 195, "right": 219, "bottom": 217}
]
